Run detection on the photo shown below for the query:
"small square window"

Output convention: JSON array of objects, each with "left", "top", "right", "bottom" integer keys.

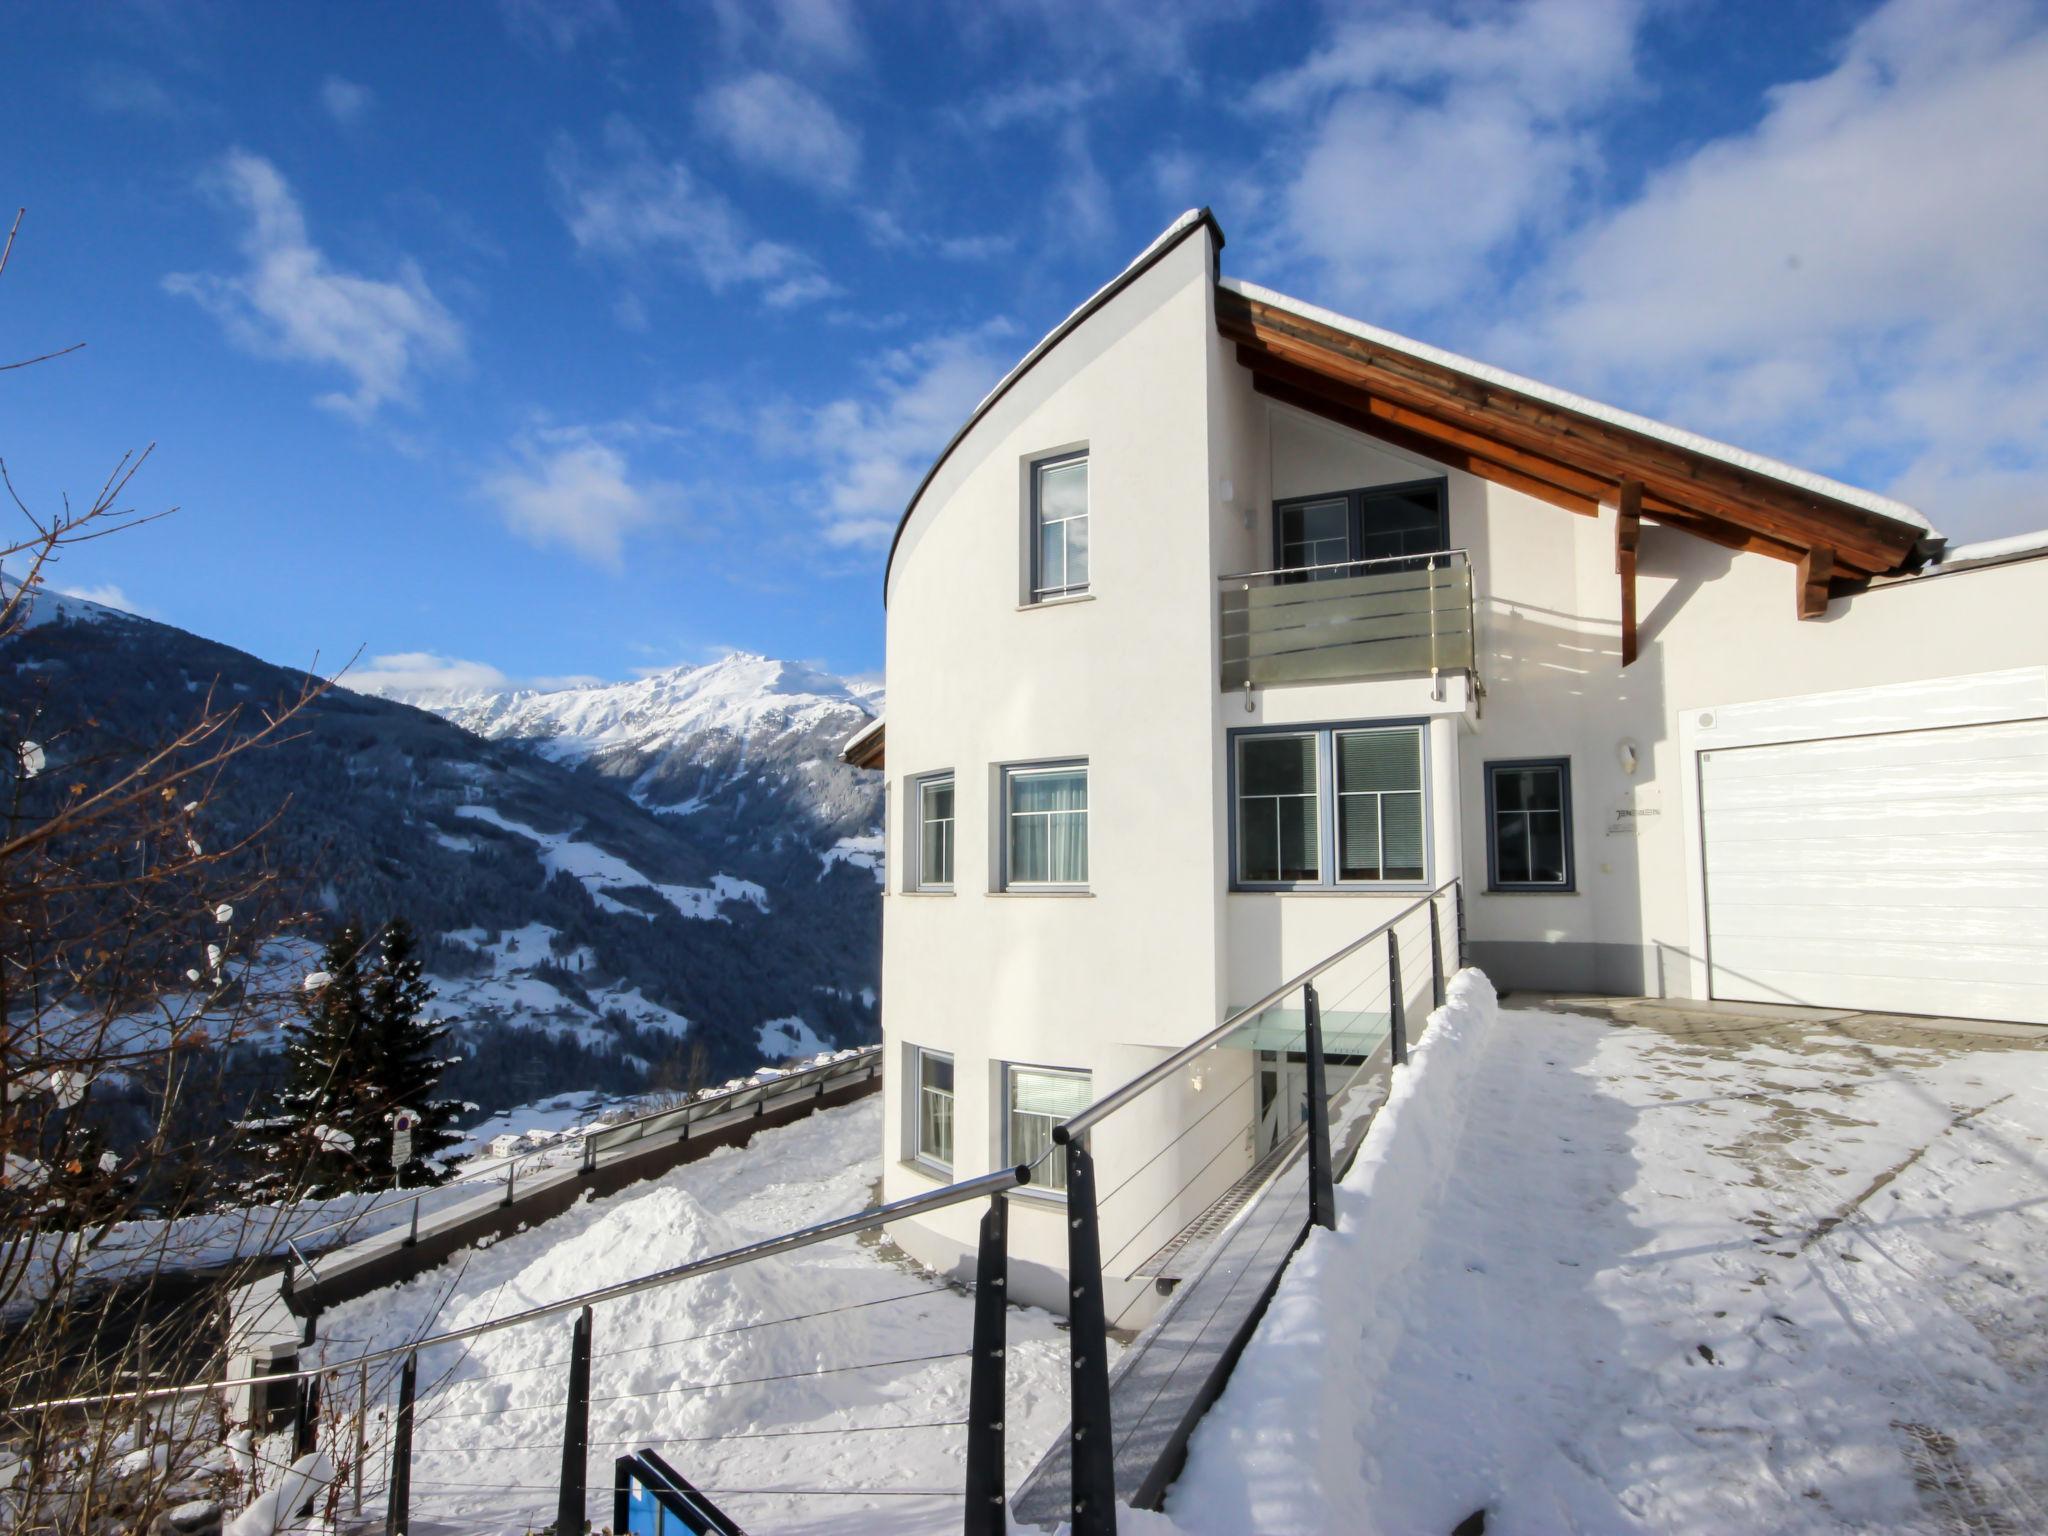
[
  {"left": 915, "top": 774, "right": 954, "bottom": 890},
  {"left": 1004, "top": 1064, "right": 1090, "bottom": 1193},
  {"left": 1030, "top": 453, "right": 1089, "bottom": 602},
  {"left": 1486, "top": 759, "right": 1573, "bottom": 891},
  {"left": 1004, "top": 763, "right": 1088, "bottom": 888},
  {"left": 914, "top": 1048, "right": 954, "bottom": 1170}
]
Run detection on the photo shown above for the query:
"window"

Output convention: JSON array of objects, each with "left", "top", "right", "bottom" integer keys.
[
  {"left": 916, "top": 774, "right": 954, "bottom": 890},
  {"left": 1337, "top": 729, "right": 1425, "bottom": 882},
  {"left": 1232, "top": 724, "right": 1428, "bottom": 889},
  {"left": 1486, "top": 759, "right": 1573, "bottom": 891},
  {"left": 1238, "top": 733, "right": 1319, "bottom": 883},
  {"left": 1005, "top": 1065, "right": 1090, "bottom": 1193},
  {"left": 914, "top": 1047, "right": 954, "bottom": 1170},
  {"left": 1005, "top": 763, "right": 1088, "bottom": 888},
  {"left": 1031, "top": 453, "right": 1089, "bottom": 601},
  {"left": 1275, "top": 479, "right": 1448, "bottom": 581}
]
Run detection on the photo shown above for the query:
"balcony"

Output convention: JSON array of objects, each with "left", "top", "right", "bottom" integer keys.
[{"left": 1219, "top": 549, "right": 1476, "bottom": 692}]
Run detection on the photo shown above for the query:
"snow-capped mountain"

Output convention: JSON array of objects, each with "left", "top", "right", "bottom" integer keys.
[
  {"left": 1, "top": 602, "right": 884, "bottom": 1137},
  {"left": 413, "top": 652, "right": 884, "bottom": 873}
]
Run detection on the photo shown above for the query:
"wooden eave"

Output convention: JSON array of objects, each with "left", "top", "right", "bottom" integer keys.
[
  {"left": 841, "top": 719, "right": 885, "bottom": 771},
  {"left": 1218, "top": 288, "right": 1928, "bottom": 609}
]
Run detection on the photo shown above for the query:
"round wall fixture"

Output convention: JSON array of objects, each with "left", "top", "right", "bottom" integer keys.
[{"left": 1699, "top": 711, "right": 1716, "bottom": 729}]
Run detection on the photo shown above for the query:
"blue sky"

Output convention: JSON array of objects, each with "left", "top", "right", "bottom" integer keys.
[{"left": 4, "top": 0, "right": 2043, "bottom": 690}]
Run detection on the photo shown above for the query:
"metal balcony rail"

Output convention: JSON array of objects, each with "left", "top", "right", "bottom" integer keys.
[
  {"left": 1219, "top": 548, "right": 1476, "bottom": 694},
  {"left": 12, "top": 1160, "right": 1029, "bottom": 1536},
  {"left": 1040, "top": 877, "right": 1467, "bottom": 1535}
]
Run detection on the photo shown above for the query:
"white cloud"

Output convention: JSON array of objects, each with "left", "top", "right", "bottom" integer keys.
[
  {"left": 1249, "top": 0, "right": 1643, "bottom": 313},
  {"left": 793, "top": 323, "right": 1018, "bottom": 547},
  {"left": 478, "top": 427, "right": 677, "bottom": 570},
  {"left": 165, "top": 151, "right": 464, "bottom": 420},
  {"left": 698, "top": 71, "right": 860, "bottom": 194},
  {"left": 1492, "top": 0, "right": 2048, "bottom": 543},
  {"left": 550, "top": 118, "right": 837, "bottom": 308},
  {"left": 319, "top": 76, "right": 372, "bottom": 126},
  {"left": 708, "top": 0, "right": 864, "bottom": 68},
  {"left": 345, "top": 651, "right": 604, "bottom": 703},
  {"left": 81, "top": 63, "right": 178, "bottom": 118}
]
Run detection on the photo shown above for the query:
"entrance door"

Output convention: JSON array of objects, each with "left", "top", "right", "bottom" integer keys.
[{"left": 1256, "top": 1051, "right": 1310, "bottom": 1155}]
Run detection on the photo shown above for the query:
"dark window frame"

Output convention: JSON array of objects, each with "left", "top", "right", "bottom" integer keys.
[
  {"left": 1028, "top": 448, "right": 1091, "bottom": 603},
  {"left": 1272, "top": 476, "right": 1450, "bottom": 580},
  {"left": 1228, "top": 719, "right": 1432, "bottom": 892},
  {"left": 1484, "top": 757, "right": 1576, "bottom": 893}
]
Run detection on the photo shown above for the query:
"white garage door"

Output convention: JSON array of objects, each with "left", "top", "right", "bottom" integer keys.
[{"left": 1701, "top": 717, "right": 2048, "bottom": 1024}]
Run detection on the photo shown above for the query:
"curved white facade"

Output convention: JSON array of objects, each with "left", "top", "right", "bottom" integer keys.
[{"left": 872, "top": 216, "right": 2048, "bottom": 1311}]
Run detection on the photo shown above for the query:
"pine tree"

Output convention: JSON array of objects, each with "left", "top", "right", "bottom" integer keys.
[
  {"left": 360, "top": 918, "right": 467, "bottom": 1187},
  {"left": 239, "top": 920, "right": 381, "bottom": 1199}
]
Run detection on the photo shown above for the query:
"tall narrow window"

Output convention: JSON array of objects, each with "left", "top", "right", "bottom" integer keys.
[
  {"left": 1005, "top": 764, "right": 1088, "bottom": 887},
  {"left": 916, "top": 774, "right": 954, "bottom": 890},
  {"left": 1031, "top": 453, "right": 1089, "bottom": 602},
  {"left": 914, "top": 1048, "right": 954, "bottom": 1170},
  {"left": 1337, "top": 728, "right": 1425, "bottom": 883},
  {"left": 1487, "top": 759, "right": 1573, "bottom": 891},
  {"left": 1005, "top": 1065, "right": 1090, "bottom": 1193},
  {"left": 1236, "top": 733, "right": 1320, "bottom": 884}
]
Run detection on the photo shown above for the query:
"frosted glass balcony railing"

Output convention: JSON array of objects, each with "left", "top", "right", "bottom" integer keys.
[{"left": 1219, "top": 549, "right": 1475, "bottom": 691}]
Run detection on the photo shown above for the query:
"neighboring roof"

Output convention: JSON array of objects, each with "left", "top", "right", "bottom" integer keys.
[
  {"left": 840, "top": 714, "right": 884, "bottom": 770},
  {"left": 1919, "top": 529, "right": 2048, "bottom": 576},
  {"left": 1219, "top": 283, "right": 1930, "bottom": 590},
  {"left": 1223, "top": 277, "right": 1934, "bottom": 536},
  {"left": 882, "top": 208, "right": 1224, "bottom": 597}
]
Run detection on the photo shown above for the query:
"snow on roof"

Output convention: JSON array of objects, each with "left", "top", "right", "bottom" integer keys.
[
  {"left": 840, "top": 714, "right": 884, "bottom": 754},
  {"left": 1925, "top": 528, "right": 2048, "bottom": 572},
  {"left": 1222, "top": 276, "right": 1937, "bottom": 538}
]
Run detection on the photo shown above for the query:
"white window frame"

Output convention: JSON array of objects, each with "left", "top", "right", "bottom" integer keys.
[
  {"left": 1029, "top": 450, "right": 1090, "bottom": 603},
  {"left": 1002, "top": 761, "right": 1089, "bottom": 891},
  {"left": 913, "top": 772, "right": 955, "bottom": 892},
  {"left": 912, "top": 1046, "right": 954, "bottom": 1173},
  {"left": 1002, "top": 1063, "right": 1089, "bottom": 1197}
]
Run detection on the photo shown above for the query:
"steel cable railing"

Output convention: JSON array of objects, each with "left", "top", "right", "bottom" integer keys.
[{"left": 1040, "top": 878, "right": 1465, "bottom": 1535}]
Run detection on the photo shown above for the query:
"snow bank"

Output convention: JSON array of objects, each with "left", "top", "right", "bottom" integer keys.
[
  {"left": 757, "top": 1015, "right": 830, "bottom": 1059},
  {"left": 1166, "top": 969, "right": 1500, "bottom": 1533}
]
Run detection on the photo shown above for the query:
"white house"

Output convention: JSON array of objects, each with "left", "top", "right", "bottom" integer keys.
[{"left": 845, "top": 209, "right": 2048, "bottom": 1315}]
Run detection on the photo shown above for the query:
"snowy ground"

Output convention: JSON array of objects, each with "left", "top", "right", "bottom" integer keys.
[
  {"left": 1163, "top": 974, "right": 2048, "bottom": 1535},
  {"left": 303, "top": 1097, "right": 1086, "bottom": 1535}
]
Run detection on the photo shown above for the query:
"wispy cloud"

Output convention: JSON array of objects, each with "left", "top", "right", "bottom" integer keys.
[
  {"left": 499, "top": 0, "right": 623, "bottom": 55},
  {"left": 783, "top": 322, "right": 1019, "bottom": 548},
  {"left": 319, "top": 76, "right": 372, "bottom": 127},
  {"left": 1492, "top": 0, "right": 2048, "bottom": 542},
  {"left": 709, "top": 0, "right": 865, "bottom": 69},
  {"left": 478, "top": 426, "right": 679, "bottom": 570},
  {"left": 698, "top": 71, "right": 861, "bottom": 195},
  {"left": 81, "top": 62, "right": 178, "bottom": 118},
  {"left": 165, "top": 150, "right": 464, "bottom": 420},
  {"left": 549, "top": 118, "right": 837, "bottom": 308},
  {"left": 345, "top": 650, "right": 603, "bottom": 702},
  {"left": 57, "top": 582, "right": 156, "bottom": 618}
]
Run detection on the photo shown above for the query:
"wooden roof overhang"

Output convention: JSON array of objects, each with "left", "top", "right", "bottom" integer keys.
[{"left": 1217, "top": 287, "right": 1930, "bottom": 625}]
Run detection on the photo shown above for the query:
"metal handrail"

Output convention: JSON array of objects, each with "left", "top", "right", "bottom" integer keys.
[
  {"left": 273, "top": 1045, "right": 882, "bottom": 1252},
  {"left": 14, "top": 1163, "right": 1028, "bottom": 1415},
  {"left": 1218, "top": 548, "right": 1470, "bottom": 585},
  {"left": 1054, "top": 878, "right": 1460, "bottom": 1144}
]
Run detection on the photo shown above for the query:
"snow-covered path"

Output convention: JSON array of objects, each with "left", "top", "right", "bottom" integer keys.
[
  {"left": 1165, "top": 975, "right": 2048, "bottom": 1535},
  {"left": 304, "top": 1098, "right": 1082, "bottom": 1536}
]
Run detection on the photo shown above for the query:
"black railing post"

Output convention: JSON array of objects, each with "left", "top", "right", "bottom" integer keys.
[
  {"left": 1454, "top": 879, "right": 1468, "bottom": 969},
  {"left": 1388, "top": 929, "right": 1408, "bottom": 1067},
  {"left": 402, "top": 1196, "right": 419, "bottom": 1248},
  {"left": 502, "top": 1159, "right": 517, "bottom": 1208},
  {"left": 385, "top": 1351, "right": 415, "bottom": 1536},
  {"left": 1303, "top": 982, "right": 1336, "bottom": 1231},
  {"left": 1428, "top": 897, "right": 1446, "bottom": 1011},
  {"left": 1063, "top": 1132, "right": 1117, "bottom": 1536},
  {"left": 294, "top": 1372, "right": 321, "bottom": 1458},
  {"left": 557, "top": 1305, "right": 593, "bottom": 1536},
  {"left": 963, "top": 1192, "right": 1010, "bottom": 1536}
]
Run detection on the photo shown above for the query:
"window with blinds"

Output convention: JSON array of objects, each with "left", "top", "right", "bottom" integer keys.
[
  {"left": 1006, "top": 1065, "right": 1090, "bottom": 1193},
  {"left": 1232, "top": 722, "right": 1429, "bottom": 888},
  {"left": 1337, "top": 728, "right": 1425, "bottom": 882}
]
